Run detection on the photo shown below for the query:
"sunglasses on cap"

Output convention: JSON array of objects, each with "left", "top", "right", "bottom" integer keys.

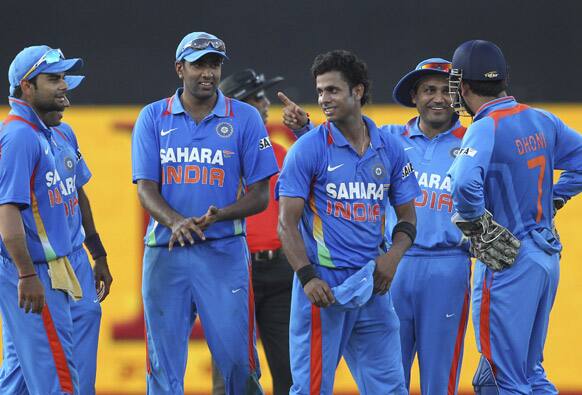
[
  {"left": 183, "top": 38, "right": 226, "bottom": 53},
  {"left": 20, "top": 48, "right": 65, "bottom": 82},
  {"left": 419, "top": 62, "right": 452, "bottom": 73}
]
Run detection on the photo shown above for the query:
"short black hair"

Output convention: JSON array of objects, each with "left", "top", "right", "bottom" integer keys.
[
  {"left": 12, "top": 77, "right": 38, "bottom": 99},
  {"left": 464, "top": 79, "right": 507, "bottom": 97},
  {"left": 311, "top": 50, "right": 371, "bottom": 106}
]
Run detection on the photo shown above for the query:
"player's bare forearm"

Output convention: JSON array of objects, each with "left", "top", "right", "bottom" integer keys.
[
  {"left": 78, "top": 187, "right": 98, "bottom": 236},
  {"left": 210, "top": 178, "right": 270, "bottom": 222},
  {"left": 0, "top": 204, "right": 36, "bottom": 276},
  {"left": 278, "top": 196, "right": 312, "bottom": 272},
  {"left": 137, "top": 179, "right": 185, "bottom": 227}
]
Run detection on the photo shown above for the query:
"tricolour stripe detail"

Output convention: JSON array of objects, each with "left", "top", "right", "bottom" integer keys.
[
  {"left": 310, "top": 305, "right": 322, "bottom": 395},
  {"left": 308, "top": 190, "right": 333, "bottom": 267},
  {"left": 42, "top": 306, "right": 74, "bottom": 393},
  {"left": 30, "top": 165, "right": 57, "bottom": 261},
  {"left": 3, "top": 114, "right": 39, "bottom": 131},
  {"left": 144, "top": 323, "right": 151, "bottom": 375},
  {"left": 479, "top": 273, "right": 495, "bottom": 375},
  {"left": 247, "top": 259, "right": 257, "bottom": 372},
  {"left": 451, "top": 126, "right": 467, "bottom": 140},
  {"left": 447, "top": 286, "right": 470, "bottom": 395}
]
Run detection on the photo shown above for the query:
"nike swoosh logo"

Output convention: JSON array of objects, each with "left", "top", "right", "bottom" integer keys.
[
  {"left": 446, "top": 313, "right": 455, "bottom": 318},
  {"left": 404, "top": 147, "right": 414, "bottom": 151},
  {"left": 327, "top": 164, "right": 344, "bottom": 172},
  {"left": 231, "top": 288, "right": 242, "bottom": 294},
  {"left": 160, "top": 128, "right": 178, "bottom": 136}
]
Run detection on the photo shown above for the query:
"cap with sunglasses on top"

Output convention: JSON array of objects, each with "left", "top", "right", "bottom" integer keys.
[
  {"left": 392, "top": 58, "right": 452, "bottom": 107},
  {"left": 8, "top": 45, "right": 84, "bottom": 96},
  {"left": 176, "top": 32, "right": 228, "bottom": 63},
  {"left": 219, "top": 69, "right": 284, "bottom": 101}
]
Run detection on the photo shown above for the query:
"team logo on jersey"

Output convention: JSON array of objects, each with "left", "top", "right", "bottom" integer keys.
[
  {"left": 450, "top": 147, "right": 461, "bottom": 158},
  {"left": 372, "top": 163, "right": 385, "bottom": 179},
  {"left": 457, "top": 147, "right": 477, "bottom": 157},
  {"left": 402, "top": 162, "right": 414, "bottom": 179},
  {"left": 64, "top": 156, "right": 75, "bottom": 171},
  {"left": 223, "top": 149, "right": 236, "bottom": 158},
  {"left": 258, "top": 136, "right": 272, "bottom": 151},
  {"left": 216, "top": 122, "right": 234, "bottom": 138}
]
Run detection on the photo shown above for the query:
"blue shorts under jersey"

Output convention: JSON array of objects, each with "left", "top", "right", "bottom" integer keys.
[
  {"left": 131, "top": 88, "right": 279, "bottom": 246},
  {"left": 277, "top": 116, "right": 420, "bottom": 269}
]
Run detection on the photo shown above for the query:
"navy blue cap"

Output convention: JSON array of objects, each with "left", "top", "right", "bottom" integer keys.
[
  {"left": 9, "top": 45, "right": 84, "bottom": 95},
  {"left": 452, "top": 40, "right": 506, "bottom": 81},
  {"left": 392, "top": 58, "right": 451, "bottom": 107},
  {"left": 176, "top": 32, "right": 228, "bottom": 63}
]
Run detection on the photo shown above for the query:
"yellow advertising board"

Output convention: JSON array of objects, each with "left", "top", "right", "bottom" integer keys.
[{"left": 0, "top": 103, "right": 581, "bottom": 394}]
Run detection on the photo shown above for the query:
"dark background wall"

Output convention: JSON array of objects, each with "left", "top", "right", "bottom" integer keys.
[{"left": 2, "top": 0, "right": 581, "bottom": 104}]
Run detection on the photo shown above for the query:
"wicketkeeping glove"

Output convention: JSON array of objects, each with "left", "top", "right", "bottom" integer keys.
[{"left": 452, "top": 210, "right": 521, "bottom": 271}]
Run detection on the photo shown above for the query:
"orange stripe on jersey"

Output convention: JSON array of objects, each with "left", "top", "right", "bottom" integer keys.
[
  {"left": 162, "top": 96, "right": 174, "bottom": 116},
  {"left": 479, "top": 274, "right": 496, "bottom": 375},
  {"left": 3, "top": 114, "right": 39, "bottom": 131},
  {"left": 488, "top": 104, "right": 529, "bottom": 128},
  {"left": 310, "top": 305, "right": 323, "bottom": 395},
  {"left": 53, "top": 127, "right": 69, "bottom": 142},
  {"left": 42, "top": 306, "right": 74, "bottom": 393},
  {"left": 451, "top": 126, "right": 467, "bottom": 139},
  {"left": 324, "top": 122, "right": 334, "bottom": 145},
  {"left": 447, "top": 285, "right": 470, "bottom": 395},
  {"left": 247, "top": 259, "right": 257, "bottom": 372}
]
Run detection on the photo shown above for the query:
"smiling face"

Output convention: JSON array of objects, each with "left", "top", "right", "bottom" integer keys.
[
  {"left": 411, "top": 74, "right": 454, "bottom": 130},
  {"left": 176, "top": 53, "right": 223, "bottom": 102},
  {"left": 316, "top": 70, "right": 363, "bottom": 123},
  {"left": 21, "top": 72, "right": 69, "bottom": 126}
]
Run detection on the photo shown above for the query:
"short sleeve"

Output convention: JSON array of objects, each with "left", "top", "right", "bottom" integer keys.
[
  {"left": 386, "top": 135, "right": 421, "bottom": 206},
  {"left": 0, "top": 127, "right": 40, "bottom": 208},
  {"left": 131, "top": 106, "right": 161, "bottom": 183},
  {"left": 276, "top": 132, "right": 319, "bottom": 201},
  {"left": 239, "top": 107, "right": 279, "bottom": 186}
]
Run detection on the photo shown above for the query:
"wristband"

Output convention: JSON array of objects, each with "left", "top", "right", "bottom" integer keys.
[
  {"left": 19, "top": 273, "right": 37, "bottom": 280},
  {"left": 296, "top": 265, "right": 318, "bottom": 287},
  {"left": 392, "top": 221, "right": 416, "bottom": 244},
  {"left": 85, "top": 233, "right": 107, "bottom": 260}
]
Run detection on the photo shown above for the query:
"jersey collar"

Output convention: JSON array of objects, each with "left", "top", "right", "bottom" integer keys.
[
  {"left": 168, "top": 88, "right": 231, "bottom": 118},
  {"left": 327, "top": 115, "right": 384, "bottom": 149},
  {"left": 404, "top": 115, "right": 463, "bottom": 139},
  {"left": 7, "top": 97, "right": 51, "bottom": 131},
  {"left": 473, "top": 96, "right": 517, "bottom": 121}
]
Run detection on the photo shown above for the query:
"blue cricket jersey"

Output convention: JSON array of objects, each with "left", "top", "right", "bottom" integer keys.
[
  {"left": 132, "top": 88, "right": 279, "bottom": 246},
  {"left": 0, "top": 98, "right": 74, "bottom": 262},
  {"left": 383, "top": 117, "right": 470, "bottom": 254},
  {"left": 448, "top": 96, "right": 582, "bottom": 238},
  {"left": 277, "top": 116, "right": 421, "bottom": 269},
  {"left": 51, "top": 123, "right": 92, "bottom": 250}
]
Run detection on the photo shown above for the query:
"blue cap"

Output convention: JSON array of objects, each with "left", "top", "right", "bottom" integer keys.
[
  {"left": 175, "top": 32, "right": 228, "bottom": 63},
  {"left": 8, "top": 45, "right": 84, "bottom": 95},
  {"left": 331, "top": 260, "right": 375, "bottom": 311},
  {"left": 392, "top": 58, "right": 452, "bottom": 107},
  {"left": 452, "top": 40, "right": 506, "bottom": 81}
]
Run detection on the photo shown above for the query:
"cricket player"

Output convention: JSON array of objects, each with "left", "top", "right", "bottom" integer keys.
[
  {"left": 280, "top": 58, "right": 471, "bottom": 394},
  {"left": 0, "top": 45, "right": 84, "bottom": 394},
  {"left": 277, "top": 50, "right": 420, "bottom": 395},
  {"left": 131, "top": 32, "right": 278, "bottom": 395},
  {"left": 448, "top": 39, "right": 582, "bottom": 394}
]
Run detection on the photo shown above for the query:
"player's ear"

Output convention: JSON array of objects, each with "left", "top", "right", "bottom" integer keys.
[
  {"left": 352, "top": 83, "right": 364, "bottom": 102},
  {"left": 410, "top": 89, "right": 417, "bottom": 105},
  {"left": 175, "top": 61, "right": 184, "bottom": 80}
]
